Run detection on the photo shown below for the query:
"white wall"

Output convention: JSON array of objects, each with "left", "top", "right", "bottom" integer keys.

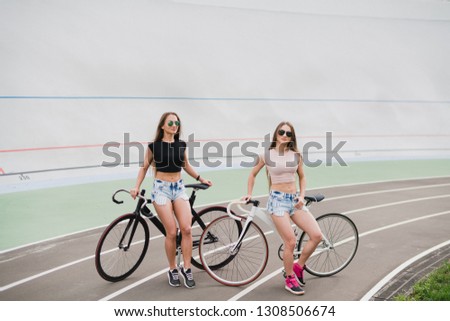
[{"left": 1, "top": 0, "right": 449, "bottom": 191}]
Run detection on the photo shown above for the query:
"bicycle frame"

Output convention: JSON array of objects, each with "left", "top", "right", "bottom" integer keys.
[{"left": 226, "top": 200, "right": 272, "bottom": 253}]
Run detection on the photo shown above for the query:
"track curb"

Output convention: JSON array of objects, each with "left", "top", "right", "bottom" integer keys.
[{"left": 362, "top": 242, "right": 450, "bottom": 301}]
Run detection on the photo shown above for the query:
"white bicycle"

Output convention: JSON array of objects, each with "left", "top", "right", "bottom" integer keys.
[{"left": 198, "top": 195, "right": 359, "bottom": 286}]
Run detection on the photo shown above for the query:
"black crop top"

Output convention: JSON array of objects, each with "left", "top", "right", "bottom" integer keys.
[{"left": 148, "top": 140, "right": 186, "bottom": 173}]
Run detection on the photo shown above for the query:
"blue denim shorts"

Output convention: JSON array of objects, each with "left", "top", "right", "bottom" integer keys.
[
  {"left": 151, "top": 179, "right": 189, "bottom": 205},
  {"left": 267, "top": 190, "right": 300, "bottom": 217}
]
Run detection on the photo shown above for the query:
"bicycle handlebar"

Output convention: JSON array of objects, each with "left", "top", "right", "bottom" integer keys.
[
  {"left": 111, "top": 184, "right": 211, "bottom": 214},
  {"left": 226, "top": 199, "right": 260, "bottom": 221},
  {"left": 112, "top": 189, "right": 149, "bottom": 212},
  {"left": 227, "top": 200, "right": 246, "bottom": 221}
]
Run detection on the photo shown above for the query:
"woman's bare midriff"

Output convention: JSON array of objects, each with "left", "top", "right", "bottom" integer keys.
[
  {"left": 155, "top": 171, "right": 182, "bottom": 182},
  {"left": 270, "top": 182, "right": 297, "bottom": 194}
]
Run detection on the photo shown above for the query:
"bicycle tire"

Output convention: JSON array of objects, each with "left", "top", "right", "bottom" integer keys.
[
  {"left": 95, "top": 213, "right": 150, "bottom": 282},
  {"left": 199, "top": 216, "right": 269, "bottom": 286},
  {"left": 298, "top": 213, "right": 359, "bottom": 277},
  {"left": 190, "top": 206, "right": 229, "bottom": 270}
]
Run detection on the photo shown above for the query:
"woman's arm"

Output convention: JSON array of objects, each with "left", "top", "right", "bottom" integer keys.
[
  {"left": 297, "top": 160, "right": 306, "bottom": 198},
  {"left": 130, "top": 147, "right": 153, "bottom": 198},
  {"left": 243, "top": 155, "right": 265, "bottom": 201},
  {"left": 296, "top": 157, "right": 306, "bottom": 207}
]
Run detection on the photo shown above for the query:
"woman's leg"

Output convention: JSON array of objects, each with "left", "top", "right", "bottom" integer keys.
[
  {"left": 153, "top": 202, "right": 178, "bottom": 269},
  {"left": 290, "top": 209, "right": 322, "bottom": 267},
  {"left": 173, "top": 198, "right": 193, "bottom": 269},
  {"left": 271, "top": 213, "right": 297, "bottom": 276}
]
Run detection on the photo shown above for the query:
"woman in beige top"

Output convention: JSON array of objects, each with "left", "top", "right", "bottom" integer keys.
[{"left": 243, "top": 121, "right": 322, "bottom": 295}]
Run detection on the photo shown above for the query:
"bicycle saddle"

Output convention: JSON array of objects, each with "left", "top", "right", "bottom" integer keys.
[
  {"left": 304, "top": 194, "right": 325, "bottom": 203},
  {"left": 185, "top": 183, "right": 210, "bottom": 190}
]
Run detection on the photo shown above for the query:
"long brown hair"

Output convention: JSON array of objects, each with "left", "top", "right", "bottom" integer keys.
[
  {"left": 265, "top": 121, "right": 302, "bottom": 187},
  {"left": 150, "top": 112, "right": 184, "bottom": 172},
  {"left": 152, "top": 112, "right": 182, "bottom": 142}
]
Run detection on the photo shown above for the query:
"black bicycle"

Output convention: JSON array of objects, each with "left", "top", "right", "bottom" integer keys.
[{"left": 95, "top": 183, "right": 232, "bottom": 282}]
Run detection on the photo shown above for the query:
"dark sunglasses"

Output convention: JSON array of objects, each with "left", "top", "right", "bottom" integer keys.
[
  {"left": 167, "top": 120, "right": 180, "bottom": 127},
  {"left": 278, "top": 129, "right": 293, "bottom": 137}
]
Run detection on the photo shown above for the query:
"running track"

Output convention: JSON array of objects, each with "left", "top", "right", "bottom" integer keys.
[{"left": 1, "top": 177, "right": 449, "bottom": 301}]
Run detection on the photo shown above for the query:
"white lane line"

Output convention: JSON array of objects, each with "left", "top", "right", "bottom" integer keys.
[
  {"left": 99, "top": 269, "right": 169, "bottom": 301},
  {"left": 0, "top": 234, "right": 163, "bottom": 292},
  {"left": 343, "top": 194, "right": 450, "bottom": 215},
  {"left": 325, "top": 183, "right": 450, "bottom": 202},
  {"left": 228, "top": 210, "right": 450, "bottom": 301},
  {"left": 357, "top": 210, "right": 450, "bottom": 238},
  {"left": 1, "top": 187, "right": 449, "bottom": 293},
  {"left": 360, "top": 239, "right": 450, "bottom": 301},
  {"left": 0, "top": 255, "right": 93, "bottom": 292}
]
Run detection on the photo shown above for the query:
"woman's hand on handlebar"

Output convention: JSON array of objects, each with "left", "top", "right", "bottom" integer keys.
[
  {"left": 199, "top": 177, "right": 213, "bottom": 186},
  {"left": 241, "top": 194, "right": 252, "bottom": 202},
  {"left": 130, "top": 188, "right": 139, "bottom": 200}
]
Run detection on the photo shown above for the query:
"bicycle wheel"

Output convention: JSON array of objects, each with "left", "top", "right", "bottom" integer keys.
[
  {"left": 199, "top": 216, "right": 269, "bottom": 286},
  {"left": 190, "top": 206, "right": 229, "bottom": 270},
  {"left": 95, "top": 213, "right": 150, "bottom": 282},
  {"left": 298, "top": 213, "right": 358, "bottom": 277}
]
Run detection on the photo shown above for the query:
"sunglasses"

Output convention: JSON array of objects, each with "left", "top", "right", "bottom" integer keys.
[
  {"left": 278, "top": 129, "right": 293, "bottom": 137},
  {"left": 167, "top": 120, "right": 180, "bottom": 127}
]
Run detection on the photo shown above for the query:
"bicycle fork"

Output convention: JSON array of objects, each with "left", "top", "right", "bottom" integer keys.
[
  {"left": 230, "top": 206, "right": 258, "bottom": 254},
  {"left": 119, "top": 215, "right": 140, "bottom": 251}
]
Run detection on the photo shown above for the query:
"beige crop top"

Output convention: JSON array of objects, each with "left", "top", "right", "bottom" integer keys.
[{"left": 263, "top": 148, "right": 300, "bottom": 184}]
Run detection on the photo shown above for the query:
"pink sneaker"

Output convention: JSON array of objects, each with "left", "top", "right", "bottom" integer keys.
[
  {"left": 285, "top": 274, "right": 305, "bottom": 295},
  {"left": 293, "top": 263, "right": 306, "bottom": 286}
]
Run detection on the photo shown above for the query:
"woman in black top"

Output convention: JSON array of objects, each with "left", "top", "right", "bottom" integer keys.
[{"left": 131, "top": 112, "right": 212, "bottom": 289}]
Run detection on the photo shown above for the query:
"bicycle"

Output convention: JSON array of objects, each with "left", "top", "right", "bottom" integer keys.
[
  {"left": 198, "top": 194, "right": 359, "bottom": 286},
  {"left": 95, "top": 183, "right": 231, "bottom": 282}
]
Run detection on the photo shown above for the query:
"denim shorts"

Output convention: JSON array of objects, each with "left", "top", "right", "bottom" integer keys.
[
  {"left": 267, "top": 190, "right": 306, "bottom": 217},
  {"left": 151, "top": 179, "right": 189, "bottom": 205}
]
